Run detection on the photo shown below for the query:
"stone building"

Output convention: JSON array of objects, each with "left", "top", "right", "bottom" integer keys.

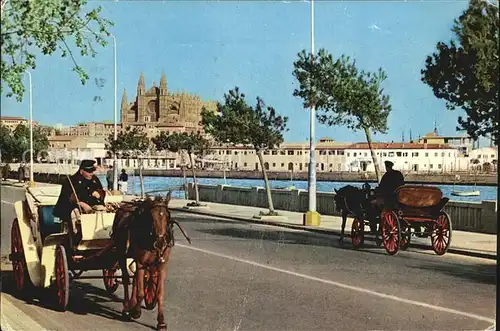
[{"left": 120, "top": 72, "right": 217, "bottom": 136}]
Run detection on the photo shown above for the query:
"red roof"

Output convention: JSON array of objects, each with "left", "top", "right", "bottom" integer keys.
[
  {"left": 347, "top": 142, "right": 452, "bottom": 150},
  {"left": 1, "top": 116, "right": 26, "bottom": 121}
]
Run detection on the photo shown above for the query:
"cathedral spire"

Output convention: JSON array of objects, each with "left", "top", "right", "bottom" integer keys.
[
  {"left": 160, "top": 71, "right": 167, "bottom": 88},
  {"left": 138, "top": 72, "right": 145, "bottom": 88},
  {"left": 121, "top": 88, "right": 128, "bottom": 109}
]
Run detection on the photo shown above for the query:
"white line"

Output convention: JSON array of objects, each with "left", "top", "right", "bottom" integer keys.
[
  {"left": 0, "top": 200, "right": 14, "bottom": 205},
  {"left": 177, "top": 243, "right": 495, "bottom": 324}
]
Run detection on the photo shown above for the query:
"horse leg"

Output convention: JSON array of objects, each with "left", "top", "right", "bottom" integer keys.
[
  {"left": 157, "top": 248, "right": 171, "bottom": 331},
  {"left": 119, "top": 257, "right": 131, "bottom": 319},
  {"left": 339, "top": 210, "right": 347, "bottom": 246},
  {"left": 130, "top": 262, "right": 145, "bottom": 320}
]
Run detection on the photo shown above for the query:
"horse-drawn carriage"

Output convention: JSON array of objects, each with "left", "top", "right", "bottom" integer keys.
[
  {"left": 9, "top": 185, "right": 167, "bottom": 318},
  {"left": 336, "top": 184, "right": 453, "bottom": 256}
]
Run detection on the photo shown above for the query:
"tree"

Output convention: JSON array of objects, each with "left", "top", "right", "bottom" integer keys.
[
  {"left": 152, "top": 131, "right": 209, "bottom": 206},
  {"left": 0, "top": 124, "right": 50, "bottom": 162},
  {"left": 421, "top": 0, "right": 499, "bottom": 144},
  {"left": 106, "top": 126, "right": 149, "bottom": 197},
  {"left": 0, "top": 125, "right": 14, "bottom": 162},
  {"left": 201, "top": 87, "right": 288, "bottom": 215},
  {"left": 293, "top": 49, "right": 391, "bottom": 182},
  {"left": 1, "top": 0, "right": 114, "bottom": 102}
]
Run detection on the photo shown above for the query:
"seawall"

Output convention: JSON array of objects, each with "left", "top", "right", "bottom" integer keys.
[
  {"left": 186, "top": 183, "right": 498, "bottom": 235},
  {"left": 139, "top": 169, "right": 498, "bottom": 186}
]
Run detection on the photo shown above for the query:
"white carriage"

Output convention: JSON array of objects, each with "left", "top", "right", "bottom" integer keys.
[{"left": 8, "top": 185, "right": 160, "bottom": 311}]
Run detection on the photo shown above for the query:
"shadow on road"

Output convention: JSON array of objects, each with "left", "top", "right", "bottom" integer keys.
[
  {"left": 195, "top": 225, "right": 388, "bottom": 253},
  {"left": 1, "top": 269, "right": 156, "bottom": 330},
  {"left": 409, "top": 262, "right": 497, "bottom": 285}
]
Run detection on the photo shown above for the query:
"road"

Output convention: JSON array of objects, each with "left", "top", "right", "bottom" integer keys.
[{"left": 1, "top": 184, "right": 496, "bottom": 331}]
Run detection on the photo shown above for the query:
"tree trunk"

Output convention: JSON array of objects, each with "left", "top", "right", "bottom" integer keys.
[
  {"left": 182, "top": 165, "right": 188, "bottom": 200},
  {"left": 363, "top": 126, "right": 381, "bottom": 183},
  {"left": 139, "top": 159, "right": 145, "bottom": 199},
  {"left": 256, "top": 150, "right": 275, "bottom": 214},
  {"left": 188, "top": 152, "right": 200, "bottom": 205}
]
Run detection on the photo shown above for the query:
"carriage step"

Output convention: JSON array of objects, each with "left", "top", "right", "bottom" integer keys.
[{"left": 8, "top": 252, "right": 22, "bottom": 261}]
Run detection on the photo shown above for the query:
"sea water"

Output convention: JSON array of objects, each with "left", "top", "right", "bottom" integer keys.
[{"left": 98, "top": 175, "right": 497, "bottom": 203}]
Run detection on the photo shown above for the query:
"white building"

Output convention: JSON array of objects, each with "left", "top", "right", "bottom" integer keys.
[
  {"left": 47, "top": 136, "right": 108, "bottom": 165},
  {"left": 344, "top": 142, "right": 464, "bottom": 173}
]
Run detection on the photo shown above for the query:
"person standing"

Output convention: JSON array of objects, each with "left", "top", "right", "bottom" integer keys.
[
  {"left": 18, "top": 163, "right": 26, "bottom": 183},
  {"left": 118, "top": 169, "right": 128, "bottom": 194},
  {"left": 106, "top": 165, "right": 114, "bottom": 191}
]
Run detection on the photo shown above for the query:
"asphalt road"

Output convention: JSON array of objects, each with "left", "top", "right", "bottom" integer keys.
[{"left": 1, "top": 183, "right": 496, "bottom": 331}]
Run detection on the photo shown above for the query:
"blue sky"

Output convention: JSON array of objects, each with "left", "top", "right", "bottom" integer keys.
[{"left": 2, "top": 0, "right": 481, "bottom": 144}]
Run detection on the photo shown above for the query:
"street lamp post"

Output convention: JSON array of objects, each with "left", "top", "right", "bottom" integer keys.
[
  {"left": 78, "top": 28, "right": 118, "bottom": 191},
  {"left": 304, "top": 0, "right": 320, "bottom": 226},
  {"left": 26, "top": 70, "right": 35, "bottom": 187},
  {"left": 111, "top": 33, "right": 118, "bottom": 192}
]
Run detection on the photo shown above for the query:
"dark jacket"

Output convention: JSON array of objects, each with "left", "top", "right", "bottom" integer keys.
[
  {"left": 119, "top": 173, "right": 128, "bottom": 182},
  {"left": 378, "top": 169, "right": 405, "bottom": 197},
  {"left": 53, "top": 172, "right": 106, "bottom": 219}
]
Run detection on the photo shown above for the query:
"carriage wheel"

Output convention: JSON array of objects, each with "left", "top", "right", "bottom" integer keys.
[
  {"left": 144, "top": 268, "right": 159, "bottom": 310},
  {"left": 431, "top": 212, "right": 452, "bottom": 255},
  {"left": 399, "top": 221, "right": 411, "bottom": 251},
  {"left": 381, "top": 211, "right": 401, "bottom": 256},
  {"left": 350, "top": 218, "right": 364, "bottom": 249},
  {"left": 54, "top": 245, "right": 69, "bottom": 311},
  {"left": 103, "top": 265, "right": 119, "bottom": 294},
  {"left": 11, "top": 218, "right": 31, "bottom": 294}
]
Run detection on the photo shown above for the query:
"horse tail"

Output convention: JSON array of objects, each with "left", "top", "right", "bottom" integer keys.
[{"left": 172, "top": 220, "right": 192, "bottom": 244}]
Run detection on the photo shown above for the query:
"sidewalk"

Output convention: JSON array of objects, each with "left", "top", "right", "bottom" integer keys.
[
  {"left": 169, "top": 199, "right": 497, "bottom": 260},
  {"left": 1, "top": 293, "right": 47, "bottom": 331}
]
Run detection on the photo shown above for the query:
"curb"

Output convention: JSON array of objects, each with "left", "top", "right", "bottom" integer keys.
[
  {"left": 1, "top": 295, "right": 47, "bottom": 331},
  {"left": 171, "top": 207, "right": 497, "bottom": 261}
]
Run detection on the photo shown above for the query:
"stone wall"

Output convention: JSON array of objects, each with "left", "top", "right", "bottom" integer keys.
[{"left": 187, "top": 183, "right": 497, "bottom": 234}]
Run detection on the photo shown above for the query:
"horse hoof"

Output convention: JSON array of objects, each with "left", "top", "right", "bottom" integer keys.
[
  {"left": 157, "top": 323, "right": 167, "bottom": 331},
  {"left": 121, "top": 311, "right": 132, "bottom": 321},
  {"left": 130, "top": 307, "right": 142, "bottom": 320}
]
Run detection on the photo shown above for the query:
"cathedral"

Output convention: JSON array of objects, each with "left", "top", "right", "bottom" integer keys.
[{"left": 120, "top": 72, "right": 217, "bottom": 133}]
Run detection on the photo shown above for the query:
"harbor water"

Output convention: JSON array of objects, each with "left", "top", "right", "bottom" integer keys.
[{"left": 99, "top": 175, "right": 498, "bottom": 203}]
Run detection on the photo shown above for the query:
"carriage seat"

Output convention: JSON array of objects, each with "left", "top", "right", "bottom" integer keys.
[
  {"left": 392, "top": 185, "right": 449, "bottom": 218},
  {"left": 38, "top": 205, "right": 63, "bottom": 241}
]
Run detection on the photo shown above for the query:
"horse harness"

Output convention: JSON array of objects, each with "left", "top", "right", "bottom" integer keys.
[{"left": 115, "top": 199, "right": 191, "bottom": 269}]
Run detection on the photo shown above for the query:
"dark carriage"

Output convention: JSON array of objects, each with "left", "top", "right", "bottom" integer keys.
[{"left": 379, "top": 185, "right": 452, "bottom": 256}]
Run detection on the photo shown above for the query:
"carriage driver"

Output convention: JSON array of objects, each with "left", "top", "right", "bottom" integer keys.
[
  {"left": 53, "top": 159, "right": 106, "bottom": 247},
  {"left": 376, "top": 160, "right": 405, "bottom": 208}
]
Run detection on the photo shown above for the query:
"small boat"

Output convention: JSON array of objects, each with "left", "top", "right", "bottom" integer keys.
[
  {"left": 451, "top": 190, "right": 480, "bottom": 197},
  {"left": 451, "top": 172, "right": 481, "bottom": 197}
]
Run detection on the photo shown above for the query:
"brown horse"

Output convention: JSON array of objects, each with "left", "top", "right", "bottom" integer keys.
[{"left": 110, "top": 192, "right": 191, "bottom": 331}]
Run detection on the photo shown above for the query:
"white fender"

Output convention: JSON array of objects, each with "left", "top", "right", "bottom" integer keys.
[{"left": 13, "top": 201, "right": 42, "bottom": 287}]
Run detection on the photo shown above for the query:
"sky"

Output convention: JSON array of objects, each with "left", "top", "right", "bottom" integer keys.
[{"left": 2, "top": 0, "right": 486, "bottom": 145}]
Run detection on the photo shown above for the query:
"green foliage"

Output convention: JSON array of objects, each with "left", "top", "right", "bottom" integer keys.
[
  {"left": 0, "top": 125, "right": 14, "bottom": 162},
  {"left": 0, "top": 123, "right": 49, "bottom": 162},
  {"left": 293, "top": 49, "right": 391, "bottom": 133},
  {"left": 201, "top": 87, "right": 288, "bottom": 151},
  {"left": 106, "top": 126, "right": 150, "bottom": 157},
  {"left": 1, "top": 0, "right": 114, "bottom": 102},
  {"left": 421, "top": 0, "right": 499, "bottom": 144},
  {"left": 202, "top": 87, "right": 288, "bottom": 213},
  {"left": 152, "top": 131, "right": 209, "bottom": 156}
]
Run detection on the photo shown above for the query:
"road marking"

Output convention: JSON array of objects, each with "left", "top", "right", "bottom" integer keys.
[
  {"left": 0, "top": 200, "right": 14, "bottom": 205},
  {"left": 177, "top": 243, "right": 495, "bottom": 324}
]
